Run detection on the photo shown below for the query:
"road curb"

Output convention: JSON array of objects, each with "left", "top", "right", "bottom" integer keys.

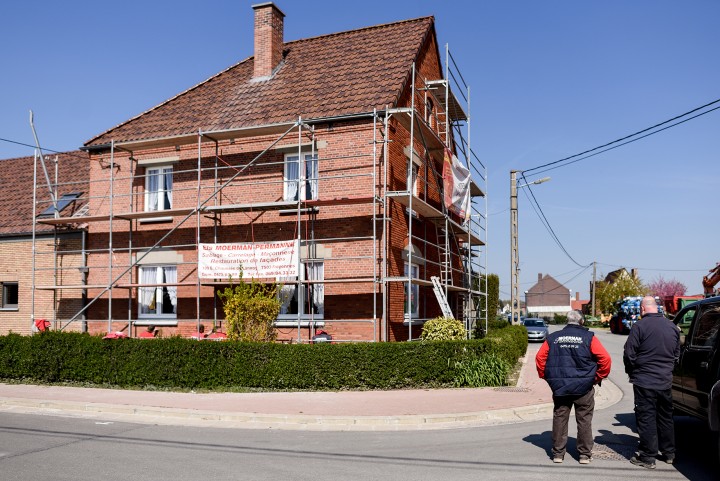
[{"left": 0, "top": 378, "right": 622, "bottom": 432}]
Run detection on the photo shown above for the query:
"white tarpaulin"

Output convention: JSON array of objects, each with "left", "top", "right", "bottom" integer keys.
[
  {"left": 442, "top": 149, "right": 471, "bottom": 222},
  {"left": 198, "top": 240, "right": 298, "bottom": 279}
]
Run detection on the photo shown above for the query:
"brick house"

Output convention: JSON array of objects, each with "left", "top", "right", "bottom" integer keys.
[
  {"left": 525, "top": 273, "right": 571, "bottom": 319},
  {"left": 0, "top": 151, "right": 89, "bottom": 335},
  {"left": 34, "top": 3, "right": 486, "bottom": 342}
]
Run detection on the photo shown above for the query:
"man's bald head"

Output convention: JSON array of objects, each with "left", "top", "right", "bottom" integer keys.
[{"left": 641, "top": 296, "right": 658, "bottom": 314}]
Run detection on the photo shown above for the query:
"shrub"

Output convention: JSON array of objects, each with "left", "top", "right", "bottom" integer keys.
[
  {"left": 452, "top": 353, "right": 511, "bottom": 387},
  {"left": 420, "top": 316, "right": 467, "bottom": 341},
  {"left": 217, "top": 275, "right": 281, "bottom": 342}
]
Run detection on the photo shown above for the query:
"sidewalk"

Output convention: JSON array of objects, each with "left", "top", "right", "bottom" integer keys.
[{"left": 0, "top": 344, "right": 622, "bottom": 431}]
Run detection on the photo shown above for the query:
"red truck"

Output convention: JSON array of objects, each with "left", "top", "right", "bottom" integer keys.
[{"left": 663, "top": 295, "right": 704, "bottom": 317}]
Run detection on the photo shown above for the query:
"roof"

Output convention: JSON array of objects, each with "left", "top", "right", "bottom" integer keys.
[
  {"left": 86, "top": 16, "right": 435, "bottom": 147},
  {"left": 604, "top": 268, "right": 630, "bottom": 283},
  {"left": 0, "top": 151, "right": 90, "bottom": 236},
  {"left": 527, "top": 274, "right": 568, "bottom": 296}
]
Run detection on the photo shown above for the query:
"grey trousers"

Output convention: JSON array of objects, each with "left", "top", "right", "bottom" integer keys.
[{"left": 551, "top": 387, "right": 595, "bottom": 459}]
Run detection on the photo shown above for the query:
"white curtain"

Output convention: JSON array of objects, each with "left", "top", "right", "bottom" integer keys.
[
  {"left": 285, "top": 156, "right": 299, "bottom": 201},
  {"left": 308, "top": 262, "right": 324, "bottom": 315},
  {"left": 165, "top": 266, "right": 177, "bottom": 311},
  {"left": 139, "top": 267, "right": 157, "bottom": 313},
  {"left": 147, "top": 170, "right": 159, "bottom": 211},
  {"left": 306, "top": 154, "right": 319, "bottom": 200},
  {"left": 278, "top": 276, "right": 295, "bottom": 314},
  {"left": 163, "top": 168, "right": 173, "bottom": 209}
]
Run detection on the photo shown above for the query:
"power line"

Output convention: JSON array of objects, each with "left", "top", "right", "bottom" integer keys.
[
  {"left": 522, "top": 98, "right": 720, "bottom": 176},
  {"left": 0, "top": 136, "right": 88, "bottom": 162},
  {"left": 521, "top": 173, "right": 589, "bottom": 268}
]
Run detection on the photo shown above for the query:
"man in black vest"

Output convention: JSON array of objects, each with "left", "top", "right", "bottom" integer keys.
[
  {"left": 536, "top": 310, "right": 611, "bottom": 464},
  {"left": 623, "top": 295, "right": 680, "bottom": 469}
]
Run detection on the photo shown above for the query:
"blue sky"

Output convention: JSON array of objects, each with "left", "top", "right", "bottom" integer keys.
[{"left": 1, "top": 1, "right": 718, "bottom": 299}]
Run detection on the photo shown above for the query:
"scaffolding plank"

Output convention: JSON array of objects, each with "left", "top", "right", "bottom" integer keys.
[
  {"left": 425, "top": 79, "right": 468, "bottom": 122},
  {"left": 386, "top": 192, "right": 444, "bottom": 219},
  {"left": 387, "top": 108, "right": 445, "bottom": 163}
]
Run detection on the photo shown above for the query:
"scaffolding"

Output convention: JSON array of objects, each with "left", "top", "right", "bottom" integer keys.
[{"left": 31, "top": 45, "right": 487, "bottom": 342}]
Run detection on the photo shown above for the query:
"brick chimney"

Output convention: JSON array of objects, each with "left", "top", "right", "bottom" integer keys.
[
  {"left": 252, "top": 3, "right": 285, "bottom": 80},
  {"left": 538, "top": 273, "right": 543, "bottom": 282}
]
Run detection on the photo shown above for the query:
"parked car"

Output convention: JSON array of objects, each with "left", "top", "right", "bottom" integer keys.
[
  {"left": 521, "top": 318, "right": 548, "bottom": 342},
  {"left": 671, "top": 296, "right": 720, "bottom": 462}
]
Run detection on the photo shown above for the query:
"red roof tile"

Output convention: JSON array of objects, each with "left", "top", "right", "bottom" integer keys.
[
  {"left": 0, "top": 151, "right": 90, "bottom": 236},
  {"left": 85, "top": 16, "right": 434, "bottom": 147}
]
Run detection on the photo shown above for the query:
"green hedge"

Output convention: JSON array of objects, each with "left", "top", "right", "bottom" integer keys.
[{"left": 0, "top": 326, "right": 527, "bottom": 391}]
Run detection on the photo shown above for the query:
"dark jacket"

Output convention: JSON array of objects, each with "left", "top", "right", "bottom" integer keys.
[
  {"left": 537, "top": 324, "right": 599, "bottom": 397},
  {"left": 623, "top": 312, "right": 680, "bottom": 390}
]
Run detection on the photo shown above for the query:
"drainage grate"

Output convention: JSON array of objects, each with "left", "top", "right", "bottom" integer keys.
[
  {"left": 493, "top": 387, "right": 530, "bottom": 392},
  {"left": 592, "top": 443, "right": 636, "bottom": 461}
]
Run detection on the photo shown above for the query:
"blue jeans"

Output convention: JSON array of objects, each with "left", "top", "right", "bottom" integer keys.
[
  {"left": 551, "top": 387, "right": 595, "bottom": 459},
  {"left": 633, "top": 385, "right": 675, "bottom": 463}
]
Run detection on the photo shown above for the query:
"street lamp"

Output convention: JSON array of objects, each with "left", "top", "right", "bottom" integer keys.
[{"left": 510, "top": 171, "right": 550, "bottom": 325}]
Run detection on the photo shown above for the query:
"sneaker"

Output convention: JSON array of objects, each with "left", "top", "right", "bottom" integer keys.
[
  {"left": 579, "top": 456, "right": 592, "bottom": 464},
  {"left": 660, "top": 454, "right": 675, "bottom": 464},
  {"left": 630, "top": 456, "right": 656, "bottom": 469},
  {"left": 552, "top": 457, "right": 563, "bottom": 464}
]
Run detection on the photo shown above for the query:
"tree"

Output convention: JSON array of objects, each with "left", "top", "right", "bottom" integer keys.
[
  {"left": 594, "top": 271, "right": 646, "bottom": 314},
  {"left": 647, "top": 275, "right": 687, "bottom": 298},
  {"left": 475, "top": 273, "right": 499, "bottom": 320}
]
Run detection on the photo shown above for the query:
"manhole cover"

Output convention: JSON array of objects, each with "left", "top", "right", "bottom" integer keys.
[
  {"left": 493, "top": 387, "right": 530, "bottom": 392},
  {"left": 592, "top": 443, "right": 636, "bottom": 461}
]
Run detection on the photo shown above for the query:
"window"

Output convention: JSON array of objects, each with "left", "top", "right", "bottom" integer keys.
[
  {"left": 1, "top": 282, "right": 18, "bottom": 309},
  {"left": 145, "top": 166, "right": 173, "bottom": 212},
  {"left": 425, "top": 98, "right": 435, "bottom": 129},
  {"left": 284, "top": 153, "right": 318, "bottom": 201},
  {"left": 138, "top": 266, "right": 177, "bottom": 318},
  {"left": 404, "top": 263, "right": 419, "bottom": 318},
  {"left": 37, "top": 192, "right": 82, "bottom": 218},
  {"left": 409, "top": 162, "right": 419, "bottom": 196},
  {"left": 278, "top": 262, "right": 324, "bottom": 319},
  {"left": 690, "top": 304, "right": 720, "bottom": 348}
]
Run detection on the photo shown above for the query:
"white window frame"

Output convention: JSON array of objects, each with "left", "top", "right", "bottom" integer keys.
[
  {"left": 277, "top": 261, "right": 324, "bottom": 324},
  {"left": 1, "top": 282, "right": 18, "bottom": 310},
  {"left": 284, "top": 153, "right": 318, "bottom": 201},
  {"left": 138, "top": 265, "right": 177, "bottom": 319},
  {"left": 404, "top": 262, "right": 420, "bottom": 318},
  {"left": 144, "top": 166, "right": 173, "bottom": 212}
]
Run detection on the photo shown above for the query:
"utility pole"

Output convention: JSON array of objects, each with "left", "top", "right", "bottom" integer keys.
[
  {"left": 510, "top": 170, "right": 520, "bottom": 325},
  {"left": 592, "top": 261, "right": 597, "bottom": 317}
]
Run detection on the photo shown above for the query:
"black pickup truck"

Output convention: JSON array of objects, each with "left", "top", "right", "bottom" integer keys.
[{"left": 671, "top": 296, "right": 720, "bottom": 461}]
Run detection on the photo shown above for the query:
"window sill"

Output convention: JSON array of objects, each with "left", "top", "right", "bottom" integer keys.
[
  {"left": 139, "top": 216, "right": 173, "bottom": 224},
  {"left": 276, "top": 319, "right": 324, "bottom": 327},
  {"left": 0, "top": 308, "right": 19, "bottom": 312},
  {"left": 134, "top": 320, "right": 178, "bottom": 326}
]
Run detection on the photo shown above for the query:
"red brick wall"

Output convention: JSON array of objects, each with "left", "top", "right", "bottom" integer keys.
[
  {"left": 81, "top": 27, "right": 453, "bottom": 343},
  {"left": 0, "top": 233, "right": 85, "bottom": 335}
]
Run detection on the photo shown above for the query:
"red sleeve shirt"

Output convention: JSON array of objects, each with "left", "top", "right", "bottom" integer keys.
[{"left": 591, "top": 336, "right": 612, "bottom": 382}]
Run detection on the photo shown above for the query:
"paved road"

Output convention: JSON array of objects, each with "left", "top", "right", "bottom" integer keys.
[{"left": 0, "top": 327, "right": 715, "bottom": 480}]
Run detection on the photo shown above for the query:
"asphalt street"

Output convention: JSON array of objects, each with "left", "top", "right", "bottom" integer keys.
[{"left": 0, "top": 327, "right": 716, "bottom": 480}]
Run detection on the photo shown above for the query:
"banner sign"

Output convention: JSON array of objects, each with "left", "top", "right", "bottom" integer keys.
[
  {"left": 198, "top": 240, "right": 298, "bottom": 279},
  {"left": 442, "top": 149, "right": 471, "bottom": 222}
]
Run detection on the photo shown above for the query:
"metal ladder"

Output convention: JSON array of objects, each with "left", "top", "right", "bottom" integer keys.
[
  {"left": 431, "top": 276, "right": 454, "bottom": 319},
  {"left": 436, "top": 227, "right": 452, "bottom": 286}
]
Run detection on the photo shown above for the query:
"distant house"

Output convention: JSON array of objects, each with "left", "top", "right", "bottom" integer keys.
[
  {"left": 571, "top": 292, "right": 590, "bottom": 314},
  {"left": 525, "top": 273, "right": 571, "bottom": 319},
  {"left": 0, "top": 151, "right": 89, "bottom": 335}
]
